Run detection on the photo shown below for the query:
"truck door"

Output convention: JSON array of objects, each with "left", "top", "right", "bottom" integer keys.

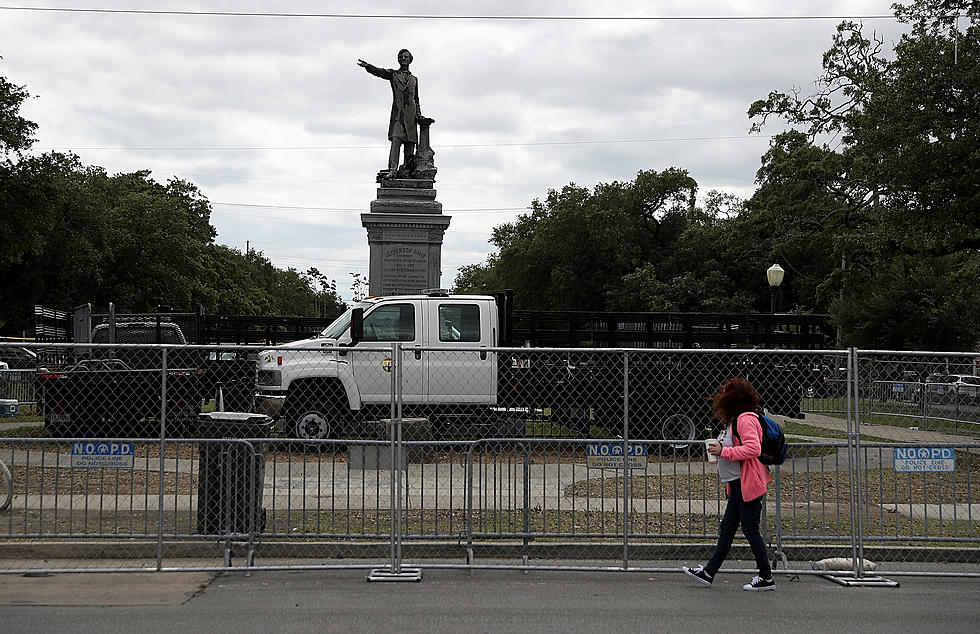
[
  {"left": 350, "top": 301, "right": 424, "bottom": 404},
  {"left": 425, "top": 300, "right": 495, "bottom": 404}
]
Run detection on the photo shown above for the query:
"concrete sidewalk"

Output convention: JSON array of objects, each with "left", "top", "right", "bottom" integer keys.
[{"left": 799, "top": 412, "right": 979, "bottom": 446}]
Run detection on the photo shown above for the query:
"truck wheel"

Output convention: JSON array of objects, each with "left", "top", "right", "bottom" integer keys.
[
  {"left": 293, "top": 408, "right": 333, "bottom": 441},
  {"left": 661, "top": 412, "right": 697, "bottom": 454}
]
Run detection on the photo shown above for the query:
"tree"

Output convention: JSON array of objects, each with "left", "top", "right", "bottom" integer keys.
[
  {"left": 456, "top": 170, "right": 776, "bottom": 314},
  {"left": 746, "top": 0, "right": 980, "bottom": 349},
  {"left": 610, "top": 191, "right": 758, "bottom": 313},
  {"left": 305, "top": 267, "right": 345, "bottom": 318},
  {"left": 349, "top": 272, "right": 369, "bottom": 302},
  {"left": 0, "top": 57, "right": 37, "bottom": 156},
  {"left": 460, "top": 168, "right": 698, "bottom": 311}
]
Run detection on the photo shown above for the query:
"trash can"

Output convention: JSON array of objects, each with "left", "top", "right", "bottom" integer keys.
[
  {"left": 196, "top": 411, "right": 272, "bottom": 535},
  {"left": 0, "top": 399, "right": 17, "bottom": 418}
]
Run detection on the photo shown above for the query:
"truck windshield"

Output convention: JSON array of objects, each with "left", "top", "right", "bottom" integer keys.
[{"left": 320, "top": 302, "right": 372, "bottom": 339}]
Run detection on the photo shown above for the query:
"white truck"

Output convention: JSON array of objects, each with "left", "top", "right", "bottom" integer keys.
[
  {"left": 254, "top": 290, "right": 826, "bottom": 442},
  {"left": 255, "top": 290, "right": 528, "bottom": 440}
]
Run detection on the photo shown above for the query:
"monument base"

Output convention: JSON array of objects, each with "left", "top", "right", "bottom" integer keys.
[{"left": 362, "top": 177, "right": 450, "bottom": 296}]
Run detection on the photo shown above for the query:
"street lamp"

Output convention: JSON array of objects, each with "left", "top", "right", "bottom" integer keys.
[{"left": 767, "top": 263, "right": 785, "bottom": 313}]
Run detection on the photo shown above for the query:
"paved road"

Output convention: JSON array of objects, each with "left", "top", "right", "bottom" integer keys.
[{"left": 1, "top": 566, "right": 978, "bottom": 633}]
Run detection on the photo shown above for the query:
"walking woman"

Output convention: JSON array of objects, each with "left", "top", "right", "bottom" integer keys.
[{"left": 683, "top": 378, "right": 775, "bottom": 591}]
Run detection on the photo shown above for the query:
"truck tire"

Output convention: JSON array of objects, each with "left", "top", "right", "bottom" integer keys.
[
  {"left": 284, "top": 380, "right": 347, "bottom": 442},
  {"left": 293, "top": 407, "right": 334, "bottom": 441},
  {"left": 661, "top": 412, "right": 697, "bottom": 454}
]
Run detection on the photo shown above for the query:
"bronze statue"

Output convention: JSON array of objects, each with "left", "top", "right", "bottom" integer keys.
[{"left": 358, "top": 49, "right": 435, "bottom": 180}]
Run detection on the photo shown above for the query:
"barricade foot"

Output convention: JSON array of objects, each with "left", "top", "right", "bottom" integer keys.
[
  {"left": 821, "top": 574, "right": 900, "bottom": 587},
  {"left": 367, "top": 567, "right": 422, "bottom": 582}
]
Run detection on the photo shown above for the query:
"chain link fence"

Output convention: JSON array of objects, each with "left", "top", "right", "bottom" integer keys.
[{"left": 0, "top": 342, "right": 977, "bottom": 578}]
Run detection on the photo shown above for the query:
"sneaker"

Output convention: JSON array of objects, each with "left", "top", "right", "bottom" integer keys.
[
  {"left": 743, "top": 576, "right": 775, "bottom": 591},
  {"left": 682, "top": 566, "right": 713, "bottom": 586}
]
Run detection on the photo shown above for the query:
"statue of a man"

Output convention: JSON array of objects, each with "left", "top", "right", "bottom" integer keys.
[{"left": 357, "top": 49, "right": 434, "bottom": 179}]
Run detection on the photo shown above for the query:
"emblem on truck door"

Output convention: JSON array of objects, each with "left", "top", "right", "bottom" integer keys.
[{"left": 381, "top": 358, "right": 393, "bottom": 372}]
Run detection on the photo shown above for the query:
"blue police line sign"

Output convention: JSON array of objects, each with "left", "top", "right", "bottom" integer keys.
[
  {"left": 70, "top": 442, "right": 135, "bottom": 469},
  {"left": 587, "top": 443, "right": 648, "bottom": 469},
  {"left": 893, "top": 447, "right": 955, "bottom": 473}
]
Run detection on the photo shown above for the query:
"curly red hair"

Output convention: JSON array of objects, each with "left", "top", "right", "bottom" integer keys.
[{"left": 709, "top": 377, "right": 761, "bottom": 424}]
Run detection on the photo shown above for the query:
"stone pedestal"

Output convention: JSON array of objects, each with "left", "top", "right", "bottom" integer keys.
[{"left": 361, "top": 178, "right": 451, "bottom": 296}]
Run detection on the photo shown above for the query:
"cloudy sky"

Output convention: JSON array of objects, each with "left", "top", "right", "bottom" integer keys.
[{"left": 0, "top": 1, "right": 910, "bottom": 302}]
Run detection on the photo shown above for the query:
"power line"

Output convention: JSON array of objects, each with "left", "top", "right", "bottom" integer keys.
[
  {"left": 38, "top": 134, "right": 773, "bottom": 152},
  {"left": 0, "top": 7, "right": 898, "bottom": 21},
  {"left": 182, "top": 173, "right": 550, "bottom": 188},
  {"left": 212, "top": 202, "right": 528, "bottom": 213}
]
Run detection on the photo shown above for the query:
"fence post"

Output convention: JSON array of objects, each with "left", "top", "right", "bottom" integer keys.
[
  {"left": 394, "top": 342, "right": 405, "bottom": 571},
  {"left": 368, "top": 342, "right": 420, "bottom": 581},
  {"left": 465, "top": 443, "right": 475, "bottom": 571},
  {"left": 388, "top": 342, "right": 398, "bottom": 573},
  {"left": 156, "top": 347, "right": 168, "bottom": 571},
  {"left": 854, "top": 350, "right": 868, "bottom": 578},
  {"left": 845, "top": 348, "right": 869, "bottom": 578},
  {"left": 845, "top": 348, "right": 858, "bottom": 573},
  {"left": 622, "top": 351, "right": 630, "bottom": 570},
  {"left": 522, "top": 442, "right": 530, "bottom": 573}
]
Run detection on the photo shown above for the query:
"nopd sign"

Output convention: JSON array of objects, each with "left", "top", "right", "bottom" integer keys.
[
  {"left": 587, "top": 443, "right": 648, "bottom": 469},
  {"left": 893, "top": 447, "right": 955, "bottom": 473},
  {"left": 71, "top": 442, "right": 135, "bottom": 469}
]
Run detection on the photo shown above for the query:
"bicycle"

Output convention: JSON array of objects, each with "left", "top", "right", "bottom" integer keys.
[{"left": 0, "top": 456, "right": 11, "bottom": 511}]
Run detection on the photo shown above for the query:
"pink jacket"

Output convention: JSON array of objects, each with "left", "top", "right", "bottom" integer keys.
[{"left": 720, "top": 412, "right": 772, "bottom": 502}]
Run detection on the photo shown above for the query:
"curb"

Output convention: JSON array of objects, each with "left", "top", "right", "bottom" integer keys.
[{"left": 2, "top": 540, "right": 978, "bottom": 564}]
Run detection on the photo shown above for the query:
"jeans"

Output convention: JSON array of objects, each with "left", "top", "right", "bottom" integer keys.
[{"left": 705, "top": 478, "right": 771, "bottom": 578}]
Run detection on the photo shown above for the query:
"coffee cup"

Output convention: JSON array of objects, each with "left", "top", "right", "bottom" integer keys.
[{"left": 705, "top": 439, "right": 719, "bottom": 463}]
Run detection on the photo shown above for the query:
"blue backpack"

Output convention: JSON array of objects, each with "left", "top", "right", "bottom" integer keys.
[{"left": 732, "top": 412, "right": 787, "bottom": 466}]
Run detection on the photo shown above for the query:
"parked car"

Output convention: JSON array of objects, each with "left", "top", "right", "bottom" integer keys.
[
  {"left": 948, "top": 375, "right": 980, "bottom": 403},
  {"left": 926, "top": 374, "right": 980, "bottom": 403}
]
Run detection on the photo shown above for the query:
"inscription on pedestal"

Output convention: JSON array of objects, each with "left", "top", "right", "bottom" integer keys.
[
  {"left": 381, "top": 245, "right": 429, "bottom": 295},
  {"left": 384, "top": 227, "right": 429, "bottom": 242}
]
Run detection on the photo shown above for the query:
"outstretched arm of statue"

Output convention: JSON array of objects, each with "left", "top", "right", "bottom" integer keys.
[{"left": 356, "top": 59, "right": 391, "bottom": 80}]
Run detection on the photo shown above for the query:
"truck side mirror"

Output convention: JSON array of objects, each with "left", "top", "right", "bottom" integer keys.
[{"left": 350, "top": 308, "right": 364, "bottom": 344}]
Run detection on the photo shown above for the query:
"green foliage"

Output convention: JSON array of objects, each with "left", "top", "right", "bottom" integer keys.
[
  {"left": 198, "top": 247, "right": 343, "bottom": 318},
  {"left": 0, "top": 58, "right": 37, "bottom": 156},
  {"left": 609, "top": 191, "right": 757, "bottom": 312},
  {"left": 452, "top": 258, "right": 502, "bottom": 295},
  {"left": 349, "top": 271, "right": 369, "bottom": 301},
  {"left": 831, "top": 253, "right": 980, "bottom": 350},
  {"left": 744, "top": 0, "right": 980, "bottom": 350},
  {"left": 457, "top": 170, "right": 763, "bottom": 314},
  {"left": 462, "top": 168, "right": 705, "bottom": 311},
  {"left": 0, "top": 151, "right": 346, "bottom": 333}
]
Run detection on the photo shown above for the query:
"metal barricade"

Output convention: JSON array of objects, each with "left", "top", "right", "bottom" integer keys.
[{"left": 0, "top": 342, "right": 977, "bottom": 579}]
